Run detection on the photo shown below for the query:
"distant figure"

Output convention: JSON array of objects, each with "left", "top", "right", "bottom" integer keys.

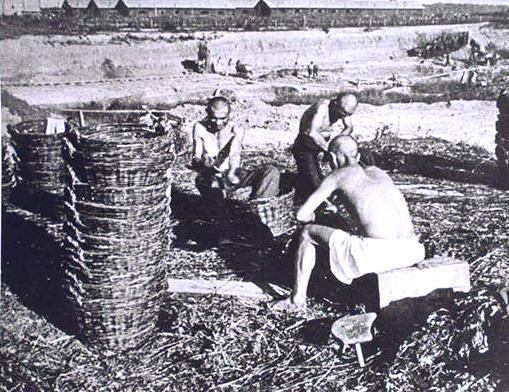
[
  {"left": 460, "top": 70, "right": 477, "bottom": 85},
  {"left": 226, "top": 58, "right": 233, "bottom": 76},
  {"left": 312, "top": 63, "right": 319, "bottom": 78},
  {"left": 307, "top": 62, "right": 314, "bottom": 79},
  {"left": 215, "top": 56, "right": 223, "bottom": 74},
  {"left": 197, "top": 41, "right": 211, "bottom": 73},
  {"left": 444, "top": 53, "right": 451, "bottom": 67},
  {"left": 272, "top": 136, "right": 425, "bottom": 312},
  {"left": 292, "top": 61, "right": 299, "bottom": 77},
  {"left": 292, "top": 93, "right": 358, "bottom": 199}
]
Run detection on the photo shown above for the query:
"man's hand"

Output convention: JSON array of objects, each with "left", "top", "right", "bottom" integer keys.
[
  {"left": 202, "top": 155, "right": 215, "bottom": 168},
  {"left": 226, "top": 171, "right": 240, "bottom": 186},
  {"left": 296, "top": 210, "right": 315, "bottom": 224},
  {"left": 191, "top": 156, "right": 220, "bottom": 175},
  {"left": 323, "top": 200, "right": 338, "bottom": 214}
]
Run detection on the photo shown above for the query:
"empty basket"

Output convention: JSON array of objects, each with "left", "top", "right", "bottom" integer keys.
[{"left": 8, "top": 120, "right": 66, "bottom": 196}]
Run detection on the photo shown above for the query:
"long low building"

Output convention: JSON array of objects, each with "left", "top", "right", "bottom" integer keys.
[
  {"left": 60, "top": 0, "right": 424, "bottom": 18},
  {"left": 2, "top": 0, "right": 425, "bottom": 17}
]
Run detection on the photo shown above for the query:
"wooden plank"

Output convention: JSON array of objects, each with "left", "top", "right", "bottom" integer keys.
[
  {"left": 377, "top": 256, "right": 470, "bottom": 308},
  {"left": 166, "top": 278, "right": 288, "bottom": 300}
]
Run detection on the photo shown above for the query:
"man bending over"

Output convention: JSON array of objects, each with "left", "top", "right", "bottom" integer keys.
[
  {"left": 273, "top": 135, "right": 425, "bottom": 311},
  {"left": 292, "top": 93, "right": 358, "bottom": 199}
]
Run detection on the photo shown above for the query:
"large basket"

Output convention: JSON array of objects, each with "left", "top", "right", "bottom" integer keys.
[
  {"left": 63, "top": 122, "right": 176, "bottom": 351},
  {"left": 229, "top": 187, "right": 296, "bottom": 237},
  {"left": 8, "top": 120, "right": 66, "bottom": 195}
]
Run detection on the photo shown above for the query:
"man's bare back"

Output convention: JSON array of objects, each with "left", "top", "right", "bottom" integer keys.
[
  {"left": 327, "top": 165, "right": 415, "bottom": 240},
  {"left": 272, "top": 135, "right": 423, "bottom": 311}
]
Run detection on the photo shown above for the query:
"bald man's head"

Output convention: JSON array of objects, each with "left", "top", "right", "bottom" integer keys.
[
  {"left": 207, "top": 96, "right": 231, "bottom": 117},
  {"left": 328, "top": 135, "right": 359, "bottom": 167},
  {"left": 330, "top": 93, "right": 358, "bottom": 122},
  {"left": 206, "top": 96, "right": 231, "bottom": 131}
]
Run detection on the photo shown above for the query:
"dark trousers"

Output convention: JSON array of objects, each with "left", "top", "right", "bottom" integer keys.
[{"left": 292, "top": 136, "right": 324, "bottom": 200}]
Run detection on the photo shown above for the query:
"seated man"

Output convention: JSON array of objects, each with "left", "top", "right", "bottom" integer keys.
[
  {"left": 192, "top": 96, "right": 280, "bottom": 243},
  {"left": 292, "top": 93, "right": 358, "bottom": 200},
  {"left": 274, "top": 135, "right": 425, "bottom": 311}
]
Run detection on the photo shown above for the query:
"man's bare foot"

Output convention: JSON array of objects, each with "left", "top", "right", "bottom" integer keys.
[{"left": 270, "top": 298, "right": 306, "bottom": 313}]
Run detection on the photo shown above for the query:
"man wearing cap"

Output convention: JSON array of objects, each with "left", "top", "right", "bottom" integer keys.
[
  {"left": 191, "top": 96, "right": 280, "bottom": 244},
  {"left": 292, "top": 93, "right": 358, "bottom": 200}
]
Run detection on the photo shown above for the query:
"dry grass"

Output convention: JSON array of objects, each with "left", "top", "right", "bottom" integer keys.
[{"left": 1, "top": 135, "right": 508, "bottom": 391}]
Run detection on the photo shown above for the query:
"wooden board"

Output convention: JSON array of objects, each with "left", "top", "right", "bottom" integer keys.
[
  {"left": 167, "top": 278, "right": 289, "bottom": 300},
  {"left": 377, "top": 255, "right": 470, "bottom": 308}
]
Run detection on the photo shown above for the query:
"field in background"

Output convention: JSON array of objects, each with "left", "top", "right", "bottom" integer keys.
[{"left": 2, "top": 23, "right": 507, "bottom": 84}]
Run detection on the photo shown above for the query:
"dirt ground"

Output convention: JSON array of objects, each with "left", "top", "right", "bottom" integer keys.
[
  {"left": 2, "top": 23, "right": 508, "bottom": 157},
  {"left": 1, "top": 23, "right": 509, "bottom": 391}
]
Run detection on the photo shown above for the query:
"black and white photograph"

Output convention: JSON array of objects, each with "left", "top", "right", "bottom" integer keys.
[{"left": 1, "top": 0, "right": 508, "bottom": 390}]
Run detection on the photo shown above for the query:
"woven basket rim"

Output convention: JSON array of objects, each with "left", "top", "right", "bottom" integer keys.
[
  {"left": 246, "top": 187, "right": 295, "bottom": 205},
  {"left": 74, "top": 123, "right": 170, "bottom": 144}
]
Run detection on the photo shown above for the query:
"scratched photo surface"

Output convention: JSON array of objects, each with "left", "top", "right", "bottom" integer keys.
[{"left": 1, "top": 1, "right": 508, "bottom": 390}]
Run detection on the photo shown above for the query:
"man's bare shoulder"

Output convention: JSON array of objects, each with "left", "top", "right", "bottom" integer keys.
[
  {"left": 315, "top": 99, "right": 331, "bottom": 112},
  {"left": 365, "top": 166, "right": 390, "bottom": 178},
  {"left": 364, "top": 166, "right": 396, "bottom": 185},
  {"left": 193, "top": 120, "right": 208, "bottom": 134},
  {"left": 328, "top": 165, "right": 365, "bottom": 185}
]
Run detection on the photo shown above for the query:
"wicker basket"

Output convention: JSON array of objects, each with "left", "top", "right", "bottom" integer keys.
[
  {"left": 229, "top": 187, "right": 296, "bottom": 237},
  {"left": 63, "top": 122, "right": 176, "bottom": 351},
  {"left": 8, "top": 120, "right": 66, "bottom": 195}
]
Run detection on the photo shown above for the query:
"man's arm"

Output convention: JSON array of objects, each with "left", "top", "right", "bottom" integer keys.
[
  {"left": 306, "top": 103, "right": 330, "bottom": 152},
  {"left": 340, "top": 116, "right": 353, "bottom": 135},
  {"left": 226, "top": 127, "right": 245, "bottom": 184},
  {"left": 191, "top": 123, "right": 213, "bottom": 171},
  {"left": 296, "top": 172, "right": 341, "bottom": 223}
]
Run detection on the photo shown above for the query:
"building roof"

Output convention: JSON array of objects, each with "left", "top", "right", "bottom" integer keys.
[
  {"left": 119, "top": 0, "right": 253, "bottom": 9},
  {"left": 92, "top": 0, "right": 118, "bottom": 8},
  {"left": 62, "top": 0, "right": 423, "bottom": 10},
  {"left": 2, "top": 0, "right": 41, "bottom": 14},
  {"left": 41, "top": 0, "right": 65, "bottom": 7},
  {"left": 63, "top": 0, "right": 91, "bottom": 8},
  {"left": 260, "top": 0, "right": 424, "bottom": 10}
]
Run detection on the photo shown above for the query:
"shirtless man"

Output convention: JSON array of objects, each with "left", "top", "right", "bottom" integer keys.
[
  {"left": 292, "top": 93, "right": 358, "bottom": 199},
  {"left": 273, "top": 135, "right": 425, "bottom": 311},
  {"left": 192, "top": 96, "right": 280, "bottom": 242}
]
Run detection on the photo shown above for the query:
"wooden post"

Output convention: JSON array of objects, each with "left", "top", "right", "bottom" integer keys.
[
  {"left": 355, "top": 343, "right": 365, "bottom": 367},
  {"left": 79, "top": 111, "right": 86, "bottom": 127}
]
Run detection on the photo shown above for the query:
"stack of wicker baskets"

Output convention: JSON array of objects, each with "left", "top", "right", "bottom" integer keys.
[
  {"left": 63, "top": 124, "right": 175, "bottom": 350},
  {"left": 8, "top": 120, "right": 66, "bottom": 196},
  {"left": 229, "top": 186, "right": 296, "bottom": 237}
]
